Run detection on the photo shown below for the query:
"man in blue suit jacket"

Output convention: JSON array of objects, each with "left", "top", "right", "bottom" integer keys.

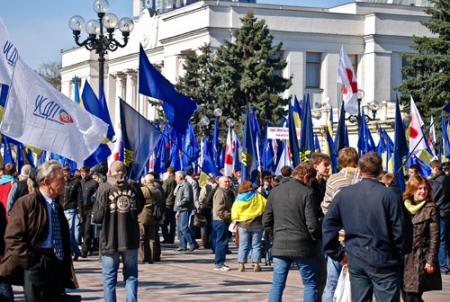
[{"left": 322, "top": 152, "right": 412, "bottom": 302}]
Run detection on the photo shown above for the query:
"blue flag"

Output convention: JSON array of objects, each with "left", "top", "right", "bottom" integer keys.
[
  {"left": 2, "top": 136, "right": 14, "bottom": 166},
  {"left": 81, "top": 81, "right": 115, "bottom": 141},
  {"left": 288, "top": 100, "right": 300, "bottom": 167},
  {"left": 262, "top": 122, "right": 275, "bottom": 173},
  {"left": 300, "top": 95, "right": 315, "bottom": 161},
  {"left": 357, "top": 111, "right": 376, "bottom": 154},
  {"left": 73, "top": 77, "right": 80, "bottom": 104},
  {"left": 443, "top": 99, "right": 450, "bottom": 113},
  {"left": 393, "top": 96, "right": 408, "bottom": 191},
  {"left": 314, "top": 134, "right": 321, "bottom": 152},
  {"left": 241, "top": 104, "right": 259, "bottom": 181},
  {"left": 138, "top": 45, "right": 198, "bottom": 134},
  {"left": 119, "top": 98, "right": 161, "bottom": 180},
  {"left": 181, "top": 123, "right": 200, "bottom": 167},
  {"left": 334, "top": 102, "right": 348, "bottom": 154}
]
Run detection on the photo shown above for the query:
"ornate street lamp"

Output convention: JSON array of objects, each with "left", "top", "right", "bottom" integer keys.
[
  {"left": 346, "top": 89, "right": 379, "bottom": 131},
  {"left": 68, "top": 0, "right": 134, "bottom": 95}
]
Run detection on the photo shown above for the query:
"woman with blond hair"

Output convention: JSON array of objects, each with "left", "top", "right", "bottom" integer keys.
[
  {"left": 231, "top": 180, "right": 267, "bottom": 272},
  {"left": 402, "top": 175, "right": 442, "bottom": 301}
]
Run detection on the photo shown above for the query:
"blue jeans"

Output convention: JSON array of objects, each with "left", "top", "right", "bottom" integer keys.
[
  {"left": 439, "top": 216, "right": 450, "bottom": 270},
  {"left": 101, "top": 249, "right": 138, "bottom": 302},
  {"left": 213, "top": 220, "right": 229, "bottom": 268},
  {"left": 323, "top": 256, "right": 342, "bottom": 302},
  {"left": 348, "top": 259, "right": 401, "bottom": 302},
  {"left": 177, "top": 210, "right": 197, "bottom": 249},
  {"left": 238, "top": 226, "right": 263, "bottom": 263},
  {"left": 268, "top": 256, "right": 319, "bottom": 302},
  {"left": 64, "top": 209, "right": 80, "bottom": 257}
]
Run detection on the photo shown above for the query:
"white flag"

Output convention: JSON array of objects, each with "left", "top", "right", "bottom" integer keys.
[
  {"left": 0, "top": 19, "right": 108, "bottom": 165},
  {"left": 275, "top": 143, "right": 291, "bottom": 175},
  {"left": 224, "top": 128, "right": 238, "bottom": 177},
  {"left": 338, "top": 46, "right": 358, "bottom": 115},
  {"left": 409, "top": 96, "right": 427, "bottom": 155}
]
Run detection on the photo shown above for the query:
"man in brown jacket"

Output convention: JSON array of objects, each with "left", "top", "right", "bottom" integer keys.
[
  {"left": 0, "top": 160, "right": 78, "bottom": 302},
  {"left": 212, "top": 176, "right": 235, "bottom": 271},
  {"left": 139, "top": 174, "right": 164, "bottom": 264}
]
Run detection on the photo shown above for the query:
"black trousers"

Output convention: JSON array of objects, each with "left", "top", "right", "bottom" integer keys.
[
  {"left": 81, "top": 210, "right": 93, "bottom": 255},
  {"left": 24, "top": 253, "right": 64, "bottom": 302},
  {"left": 161, "top": 207, "right": 176, "bottom": 243},
  {"left": 139, "top": 223, "right": 161, "bottom": 263},
  {"left": 200, "top": 211, "right": 212, "bottom": 249}
]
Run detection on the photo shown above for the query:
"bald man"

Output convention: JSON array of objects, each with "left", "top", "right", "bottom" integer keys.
[{"left": 92, "top": 161, "right": 144, "bottom": 302}]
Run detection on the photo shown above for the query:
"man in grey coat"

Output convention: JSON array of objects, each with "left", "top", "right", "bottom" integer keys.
[
  {"left": 174, "top": 171, "right": 199, "bottom": 252},
  {"left": 263, "top": 162, "right": 321, "bottom": 302}
]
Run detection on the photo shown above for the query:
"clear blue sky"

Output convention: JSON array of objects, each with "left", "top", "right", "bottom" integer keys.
[{"left": 0, "top": 0, "right": 350, "bottom": 69}]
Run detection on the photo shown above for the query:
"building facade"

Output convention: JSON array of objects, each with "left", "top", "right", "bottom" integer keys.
[{"left": 60, "top": 0, "right": 432, "bottom": 145}]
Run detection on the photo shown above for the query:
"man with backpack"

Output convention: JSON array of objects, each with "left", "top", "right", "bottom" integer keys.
[{"left": 139, "top": 174, "right": 164, "bottom": 263}]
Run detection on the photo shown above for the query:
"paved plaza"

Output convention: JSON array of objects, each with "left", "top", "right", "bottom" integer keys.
[{"left": 12, "top": 243, "right": 450, "bottom": 301}]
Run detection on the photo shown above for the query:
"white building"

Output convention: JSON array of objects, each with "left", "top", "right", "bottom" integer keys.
[{"left": 61, "top": 0, "right": 432, "bottom": 144}]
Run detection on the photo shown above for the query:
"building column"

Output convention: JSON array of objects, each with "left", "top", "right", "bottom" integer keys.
[
  {"left": 113, "top": 72, "right": 126, "bottom": 129},
  {"left": 125, "top": 69, "right": 137, "bottom": 108},
  {"left": 285, "top": 51, "right": 305, "bottom": 100}
]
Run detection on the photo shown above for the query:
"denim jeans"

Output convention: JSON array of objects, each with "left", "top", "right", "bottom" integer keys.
[
  {"left": 213, "top": 220, "right": 229, "bottom": 268},
  {"left": 238, "top": 226, "right": 263, "bottom": 263},
  {"left": 64, "top": 209, "right": 80, "bottom": 257},
  {"left": 323, "top": 256, "right": 342, "bottom": 302},
  {"left": 348, "top": 259, "right": 401, "bottom": 302},
  {"left": 438, "top": 216, "right": 450, "bottom": 271},
  {"left": 101, "top": 249, "right": 138, "bottom": 302},
  {"left": 268, "top": 256, "right": 319, "bottom": 302},
  {"left": 177, "top": 210, "right": 197, "bottom": 249}
]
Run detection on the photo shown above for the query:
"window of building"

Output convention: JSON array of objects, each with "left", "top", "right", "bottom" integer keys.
[{"left": 306, "top": 52, "right": 322, "bottom": 88}]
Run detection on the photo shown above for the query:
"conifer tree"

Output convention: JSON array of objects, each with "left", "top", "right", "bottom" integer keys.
[
  {"left": 214, "top": 13, "right": 291, "bottom": 129},
  {"left": 399, "top": 0, "right": 450, "bottom": 121}
]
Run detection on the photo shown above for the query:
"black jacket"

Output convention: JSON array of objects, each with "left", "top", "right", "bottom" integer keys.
[
  {"left": 432, "top": 173, "right": 450, "bottom": 218},
  {"left": 322, "top": 179, "right": 413, "bottom": 268},
  {"left": 263, "top": 178, "right": 320, "bottom": 258},
  {"left": 92, "top": 175, "right": 144, "bottom": 255},
  {"left": 80, "top": 176, "right": 98, "bottom": 212},
  {"left": 60, "top": 177, "right": 82, "bottom": 213}
]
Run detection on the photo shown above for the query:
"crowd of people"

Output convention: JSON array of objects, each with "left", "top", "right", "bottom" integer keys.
[{"left": 0, "top": 149, "right": 448, "bottom": 302}]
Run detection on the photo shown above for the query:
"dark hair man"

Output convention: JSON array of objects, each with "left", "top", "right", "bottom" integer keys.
[
  {"left": 322, "top": 152, "right": 412, "bottom": 301},
  {"left": 430, "top": 160, "right": 450, "bottom": 273},
  {"left": 0, "top": 160, "right": 78, "bottom": 301},
  {"left": 264, "top": 162, "right": 321, "bottom": 301},
  {"left": 79, "top": 166, "right": 99, "bottom": 258},
  {"left": 60, "top": 166, "right": 83, "bottom": 261}
]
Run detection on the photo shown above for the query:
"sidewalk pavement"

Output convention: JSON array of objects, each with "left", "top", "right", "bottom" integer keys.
[{"left": 12, "top": 243, "right": 450, "bottom": 301}]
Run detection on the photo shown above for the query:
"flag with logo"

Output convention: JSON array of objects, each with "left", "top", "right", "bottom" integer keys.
[
  {"left": 300, "top": 95, "right": 315, "bottom": 161},
  {"left": 0, "top": 20, "right": 108, "bottom": 165},
  {"left": 337, "top": 46, "right": 358, "bottom": 115},
  {"left": 119, "top": 98, "right": 161, "bottom": 180}
]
